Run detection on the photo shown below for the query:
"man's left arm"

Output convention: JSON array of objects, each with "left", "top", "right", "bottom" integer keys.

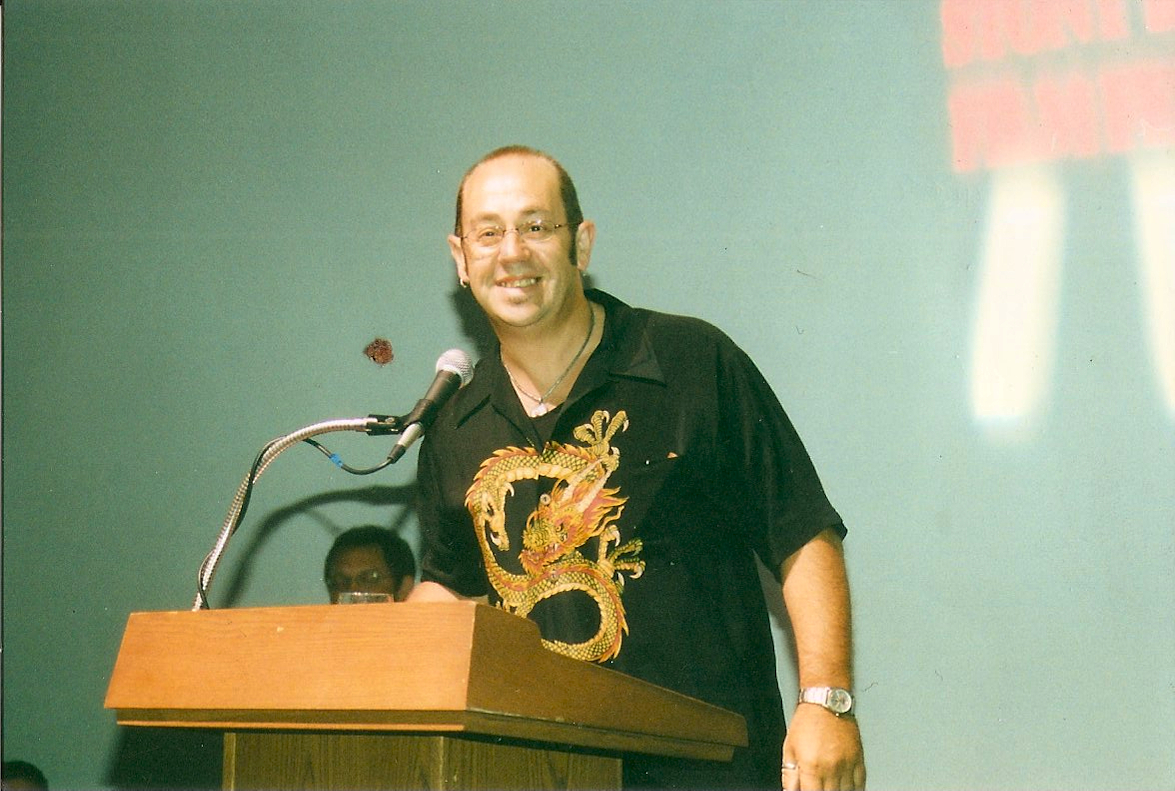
[{"left": 781, "top": 527, "right": 866, "bottom": 790}]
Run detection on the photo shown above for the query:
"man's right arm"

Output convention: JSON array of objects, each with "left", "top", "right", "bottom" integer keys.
[
  {"left": 406, "top": 580, "right": 489, "bottom": 604},
  {"left": 406, "top": 581, "right": 461, "bottom": 602}
]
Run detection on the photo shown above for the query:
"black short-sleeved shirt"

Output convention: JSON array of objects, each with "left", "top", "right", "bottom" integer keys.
[{"left": 417, "top": 290, "right": 845, "bottom": 789}]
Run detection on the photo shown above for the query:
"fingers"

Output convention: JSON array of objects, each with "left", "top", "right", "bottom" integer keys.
[
  {"left": 781, "top": 706, "right": 866, "bottom": 789},
  {"left": 782, "top": 758, "right": 800, "bottom": 791},
  {"left": 782, "top": 758, "right": 867, "bottom": 790}
]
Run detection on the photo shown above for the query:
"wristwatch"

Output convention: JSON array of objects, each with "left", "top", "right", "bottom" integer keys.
[{"left": 798, "top": 686, "right": 854, "bottom": 717}]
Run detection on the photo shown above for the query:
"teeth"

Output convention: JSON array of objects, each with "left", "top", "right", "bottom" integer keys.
[{"left": 501, "top": 277, "right": 539, "bottom": 288}]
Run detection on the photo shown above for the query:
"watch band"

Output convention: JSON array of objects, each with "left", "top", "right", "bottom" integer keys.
[{"left": 798, "top": 686, "right": 854, "bottom": 716}]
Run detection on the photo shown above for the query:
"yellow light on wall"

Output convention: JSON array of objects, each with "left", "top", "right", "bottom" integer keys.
[
  {"left": 970, "top": 165, "right": 1065, "bottom": 427},
  {"left": 1131, "top": 151, "right": 1175, "bottom": 416}
]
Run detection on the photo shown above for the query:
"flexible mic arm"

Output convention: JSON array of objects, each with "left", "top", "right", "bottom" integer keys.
[
  {"left": 191, "top": 412, "right": 410, "bottom": 611},
  {"left": 192, "top": 349, "right": 473, "bottom": 611}
]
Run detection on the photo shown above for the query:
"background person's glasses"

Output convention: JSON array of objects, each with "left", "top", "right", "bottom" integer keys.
[{"left": 327, "top": 569, "right": 388, "bottom": 592}]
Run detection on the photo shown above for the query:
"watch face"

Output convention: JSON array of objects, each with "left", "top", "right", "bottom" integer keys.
[{"left": 827, "top": 688, "right": 853, "bottom": 714}]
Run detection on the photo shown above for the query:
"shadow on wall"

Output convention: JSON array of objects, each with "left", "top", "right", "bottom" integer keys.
[
  {"left": 212, "top": 484, "right": 419, "bottom": 609},
  {"left": 451, "top": 284, "right": 497, "bottom": 363}
]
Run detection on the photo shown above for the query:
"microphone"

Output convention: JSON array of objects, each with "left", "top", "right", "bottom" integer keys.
[{"left": 386, "top": 349, "right": 474, "bottom": 462}]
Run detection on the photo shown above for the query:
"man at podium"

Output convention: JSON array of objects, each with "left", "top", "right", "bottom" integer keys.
[{"left": 410, "top": 146, "right": 866, "bottom": 790}]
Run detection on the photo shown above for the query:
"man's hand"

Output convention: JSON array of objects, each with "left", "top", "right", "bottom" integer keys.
[
  {"left": 782, "top": 705, "right": 865, "bottom": 790},
  {"left": 404, "top": 580, "right": 461, "bottom": 602},
  {"left": 405, "top": 580, "right": 489, "bottom": 604}
]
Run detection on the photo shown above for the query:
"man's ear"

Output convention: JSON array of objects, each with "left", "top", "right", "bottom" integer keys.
[
  {"left": 574, "top": 220, "right": 596, "bottom": 273},
  {"left": 448, "top": 234, "right": 469, "bottom": 284}
]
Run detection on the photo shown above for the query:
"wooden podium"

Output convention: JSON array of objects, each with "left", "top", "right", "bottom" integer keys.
[{"left": 105, "top": 602, "right": 747, "bottom": 789}]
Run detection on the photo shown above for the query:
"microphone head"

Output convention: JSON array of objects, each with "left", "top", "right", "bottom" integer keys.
[{"left": 436, "top": 348, "right": 474, "bottom": 386}]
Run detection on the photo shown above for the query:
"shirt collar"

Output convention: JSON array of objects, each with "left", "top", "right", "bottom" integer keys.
[
  {"left": 448, "top": 289, "right": 666, "bottom": 427},
  {"left": 584, "top": 288, "right": 665, "bottom": 385}
]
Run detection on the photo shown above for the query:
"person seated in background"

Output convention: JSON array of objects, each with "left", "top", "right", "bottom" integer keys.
[
  {"left": 324, "top": 525, "right": 416, "bottom": 603},
  {"left": 2, "top": 760, "right": 49, "bottom": 791}
]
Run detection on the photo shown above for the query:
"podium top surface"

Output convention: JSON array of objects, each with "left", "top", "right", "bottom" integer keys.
[{"left": 105, "top": 601, "right": 747, "bottom": 760}]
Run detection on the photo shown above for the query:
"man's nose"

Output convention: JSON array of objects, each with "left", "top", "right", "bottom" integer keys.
[{"left": 497, "top": 228, "right": 527, "bottom": 259}]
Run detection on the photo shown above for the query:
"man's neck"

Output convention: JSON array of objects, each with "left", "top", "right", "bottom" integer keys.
[{"left": 497, "top": 295, "right": 600, "bottom": 411}]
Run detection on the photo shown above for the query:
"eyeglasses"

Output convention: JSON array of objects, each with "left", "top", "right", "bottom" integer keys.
[
  {"left": 461, "top": 220, "right": 576, "bottom": 250},
  {"left": 327, "top": 569, "right": 389, "bottom": 592}
]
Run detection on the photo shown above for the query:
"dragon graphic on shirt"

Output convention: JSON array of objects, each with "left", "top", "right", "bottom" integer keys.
[{"left": 464, "top": 409, "right": 644, "bottom": 663}]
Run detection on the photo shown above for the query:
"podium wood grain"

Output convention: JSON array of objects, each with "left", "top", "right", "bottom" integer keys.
[
  {"left": 106, "top": 602, "right": 746, "bottom": 789},
  {"left": 223, "top": 732, "right": 621, "bottom": 790}
]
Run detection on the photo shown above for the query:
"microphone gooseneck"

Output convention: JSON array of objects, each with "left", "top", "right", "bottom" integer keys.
[{"left": 191, "top": 348, "right": 473, "bottom": 610}]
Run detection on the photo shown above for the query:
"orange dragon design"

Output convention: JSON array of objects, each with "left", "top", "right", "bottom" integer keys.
[{"left": 464, "top": 410, "right": 644, "bottom": 662}]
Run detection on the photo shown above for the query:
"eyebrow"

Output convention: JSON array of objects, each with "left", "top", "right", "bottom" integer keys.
[{"left": 468, "top": 207, "right": 555, "bottom": 225}]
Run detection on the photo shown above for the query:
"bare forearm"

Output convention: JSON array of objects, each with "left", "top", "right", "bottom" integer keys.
[
  {"left": 782, "top": 527, "right": 854, "bottom": 688},
  {"left": 780, "top": 527, "right": 865, "bottom": 789}
]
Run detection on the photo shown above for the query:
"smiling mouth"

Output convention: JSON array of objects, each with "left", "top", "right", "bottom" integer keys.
[{"left": 498, "top": 276, "right": 540, "bottom": 288}]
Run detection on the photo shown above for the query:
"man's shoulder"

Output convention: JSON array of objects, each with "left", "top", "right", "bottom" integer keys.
[
  {"left": 639, "top": 304, "right": 729, "bottom": 339},
  {"left": 635, "top": 309, "right": 747, "bottom": 375},
  {"left": 595, "top": 289, "right": 737, "bottom": 350}
]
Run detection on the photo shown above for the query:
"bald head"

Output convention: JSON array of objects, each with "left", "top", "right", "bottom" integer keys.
[{"left": 453, "top": 145, "right": 583, "bottom": 238}]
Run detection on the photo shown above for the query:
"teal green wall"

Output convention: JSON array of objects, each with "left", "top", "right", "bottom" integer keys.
[{"left": 3, "top": 2, "right": 1172, "bottom": 788}]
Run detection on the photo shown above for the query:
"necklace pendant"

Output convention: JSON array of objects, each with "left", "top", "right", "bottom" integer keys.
[{"left": 531, "top": 402, "right": 550, "bottom": 417}]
